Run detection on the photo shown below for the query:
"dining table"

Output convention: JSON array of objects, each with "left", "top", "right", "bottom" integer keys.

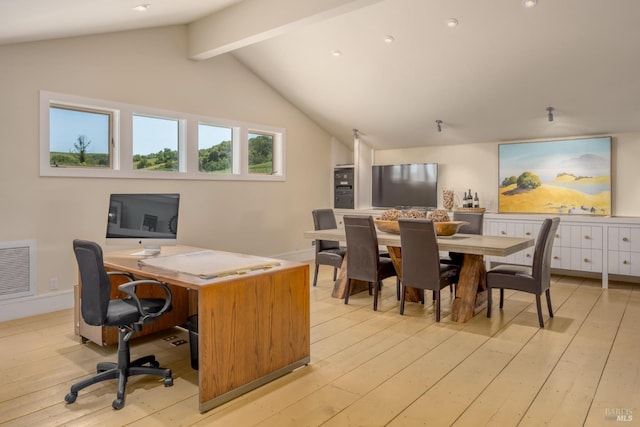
[{"left": 304, "top": 227, "right": 534, "bottom": 322}]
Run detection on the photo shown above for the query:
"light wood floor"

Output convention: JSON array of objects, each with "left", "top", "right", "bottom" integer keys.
[{"left": 1, "top": 265, "right": 639, "bottom": 426}]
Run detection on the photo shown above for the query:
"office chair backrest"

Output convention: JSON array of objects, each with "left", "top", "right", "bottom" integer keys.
[
  {"left": 531, "top": 217, "right": 560, "bottom": 288},
  {"left": 73, "top": 239, "right": 112, "bottom": 326},
  {"left": 398, "top": 218, "right": 441, "bottom": 291},
  {"left": 452, "top": 211, "right": 484, "bottom": 235},
  {"left": 312, "top": 209, "right": 340, "bottom": 251},
  {"left": 343, "top": 215, "right": 380, "bottom": 283}
]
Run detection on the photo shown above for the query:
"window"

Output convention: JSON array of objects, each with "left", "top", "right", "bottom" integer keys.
[
  {"left": 133, "top": 115, "right": 180, "bottom": 172},
  {"left": 248, "top": 132, "right": 274, "bottom": 174},
  {"left": 49, "top": 105, "right": 112, "bottom": 168},
  {"left": 198, "top": 124, "right": 234, "bottom": 174},
  {"left": 40, "top": 91, "right": 285, "bottom": 181}
]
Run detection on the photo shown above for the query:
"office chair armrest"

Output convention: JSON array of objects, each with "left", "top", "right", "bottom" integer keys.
[
  {"left": 118, "top": 280, "right": 172, "bottom": 320},
  {"left": 107, "top": 270, "right": 135, "bottom": 282}
]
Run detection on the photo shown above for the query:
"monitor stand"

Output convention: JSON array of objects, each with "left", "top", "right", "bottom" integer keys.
[{"left": 131, "top": 245, "right": 161, "bottom": 256}]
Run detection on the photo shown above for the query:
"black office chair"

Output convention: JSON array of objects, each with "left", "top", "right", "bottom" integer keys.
[
  {"left": 486, "top": 217, "right": 560, "bottom": 328},
  {"left": 398, "top": 218, "right": 460, "bottom": 321},
  {"left": 343, "top": 215, "right": 398, "bottom": 311},
  {"left": 311, "top": 209, "right": 347, "bottom": 287},
  {"left": 65, "top": 239, "right": 174, "bottom": 410}
]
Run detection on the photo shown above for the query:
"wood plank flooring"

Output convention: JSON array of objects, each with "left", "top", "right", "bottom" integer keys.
[{"left": 1, "top": 264, "right": 639, "bottom": 426}]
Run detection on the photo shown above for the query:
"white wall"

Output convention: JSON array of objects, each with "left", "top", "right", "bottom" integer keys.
[
  {"left": 375, "top": 134, "right": 640, "bottom": 216},
  {"left": 0, "top": 25, "right": 334, "bottom": 314}
]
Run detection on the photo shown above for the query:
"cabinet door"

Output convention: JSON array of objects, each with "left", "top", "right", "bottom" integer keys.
[
  {"left": 630, "top": 228, "right": 640, "bottom": 252},
  {"left": 587, "top": 226, "right": 603, "bottom": 249},
  {"left": 554, "top": 224, "right": 571, "bottom": 248},
  {"left": 552, "top": 247, "right": 571, "bottom": 269},
  {"left": 630, "top": 251, "right": 640, "bottom": 276},
  {"left": 579, "top": 249, "right": 602, "bottom": 272}
]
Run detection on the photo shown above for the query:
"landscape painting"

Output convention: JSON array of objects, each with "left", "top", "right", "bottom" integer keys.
[{"left": 498, "top": 137, "right": 611, "bottom": 215}]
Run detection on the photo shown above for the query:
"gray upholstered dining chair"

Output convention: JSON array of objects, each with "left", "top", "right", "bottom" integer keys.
[
  {"left": 440, "top": 211, "right": 484, "bottom": 295},
  {"left": 442, "top": 211, "right": 484, "bottom": 265},
  {"left": 398, "top": 218, "right": 460, "bottom": 321},
  {"left": 311, "top": 209, "right": 347, "bottom": 287},
  {"left": 343, "top": 215, "right": 398, "bottom": 311},
  {"left": 486, "top": 217, "right": 560, "bottom": 328}
]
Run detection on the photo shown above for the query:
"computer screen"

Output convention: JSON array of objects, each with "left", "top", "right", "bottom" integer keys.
[{"left": 105, "top": 193, "right": 180, "bottom": 255}]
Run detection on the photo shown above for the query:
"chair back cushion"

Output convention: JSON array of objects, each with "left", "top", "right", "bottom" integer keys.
[
  {"left": 312, "top": 209, "right": 340, "bottom": 251},
  {"left": 73, "top": 239, "right": 112, "bottom": 326},
  {"left": 344, "top": 215, "right": 380, "bottom": 282},
  {"left": 398, "top": 218, "right": 442, "bottom": 291},
  {"left": 532, "top": 217, "right": 561, "bottom": 287},
  {"left": 452, "top": 211, "right": 484, "bottom": 235}
]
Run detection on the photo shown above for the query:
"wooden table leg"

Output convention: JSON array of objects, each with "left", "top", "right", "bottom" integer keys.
[
  {"left": 331, "top": 254, "right": 370, "bottom": 299},
  {"left": 450, "top": 253, "right": 487, "bottom": 322},
  {"left": 386, "top": 246, "right": 421, "bottom": 303}
]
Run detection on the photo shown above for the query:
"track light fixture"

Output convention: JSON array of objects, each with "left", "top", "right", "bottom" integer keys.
[
  {"left": 352, "top": 128, "right": 359, "bottom": 139},
  {"left": 435, "top": 120, "right": 443, "bottom": 132},
  {"left": 547, "top": 107, "right": 554, "bottom": 122}
]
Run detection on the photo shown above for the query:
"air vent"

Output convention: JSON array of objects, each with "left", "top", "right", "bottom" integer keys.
[{"left": 0, "top": 240, "right": 36, "bottom": 300}]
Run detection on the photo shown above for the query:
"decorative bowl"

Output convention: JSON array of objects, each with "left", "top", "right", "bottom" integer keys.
[
  {"left": 373, "top": 219, "right": 400, "bottom": 234},
  {"left": 374, "top": 219, "right": 468, "bottom": 236},
  {"left": 434, "top": 221, "right": 469, "bottom": 236}
]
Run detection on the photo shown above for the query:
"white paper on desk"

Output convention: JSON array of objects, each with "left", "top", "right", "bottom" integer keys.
[{"left": 138, "top": 250, "right": 281, "bottom": 279}]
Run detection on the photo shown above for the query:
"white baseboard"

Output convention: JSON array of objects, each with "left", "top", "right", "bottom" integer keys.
[
  {"left": 0, "top": 290, "right": 74, "bottom": 322},
  {"left": 273, "top": 248, "right": 313, "bottom": 263}
]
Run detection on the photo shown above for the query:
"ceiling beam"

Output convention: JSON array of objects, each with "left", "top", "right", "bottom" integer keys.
[{"left": 187, "top": 0, "right": 383, "bottom": 60}]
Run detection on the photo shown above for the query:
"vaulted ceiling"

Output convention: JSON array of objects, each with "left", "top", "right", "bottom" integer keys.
[{"left": 3, "top": 0, "right": 639, "bottom": 150}]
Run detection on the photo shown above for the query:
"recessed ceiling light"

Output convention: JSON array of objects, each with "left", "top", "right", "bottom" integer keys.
[
  {"left": 522, "top": 0, "right": 537, "bottom": 8},
  {"left": 133, "top": 4, "right": 150, "bottom": 12},
  {"left": 383, "top": 35, "right": 395, "bottom": 44},
  {"left": 331, "top": 49, "right": 342, "bottom": 57},
  {"left": 447, "top": 18, "right": 459, "bottom": 28}
]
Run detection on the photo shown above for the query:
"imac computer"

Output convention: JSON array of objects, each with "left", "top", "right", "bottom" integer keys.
[{"left": 106, "top": 193, "right": 180, "bottom": 255}]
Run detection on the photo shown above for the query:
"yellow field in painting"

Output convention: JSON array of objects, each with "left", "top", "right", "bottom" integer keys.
[{"left": 498, "top": 183, "right": 611, "bottom": 215}]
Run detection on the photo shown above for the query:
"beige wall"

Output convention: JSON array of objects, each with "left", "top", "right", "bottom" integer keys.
[
  {"left": 0, "top": 26, "right": 333, "bottom": 299},
  {"left": 375, "top": 134, "right": 640, "bottom": 216}
]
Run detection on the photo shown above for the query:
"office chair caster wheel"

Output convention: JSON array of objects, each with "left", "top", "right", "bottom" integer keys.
[
  {"left": 164, "top": 377, "right": 173, "bottom": 387},
  {"left": 112, "top": 398, "right": 124, "bottom": 410},
  {"left": 64, "top": 392, "right": 77, "bottom": 404}
]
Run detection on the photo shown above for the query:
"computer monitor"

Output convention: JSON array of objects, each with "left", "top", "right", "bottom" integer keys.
[{"left": 106, "top": 193, "right": 180, "bottom": 255}]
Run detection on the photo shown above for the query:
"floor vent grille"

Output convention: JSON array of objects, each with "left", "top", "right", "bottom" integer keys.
[{"left": 0, "top": 240, "right": 36, "bottom": 300}]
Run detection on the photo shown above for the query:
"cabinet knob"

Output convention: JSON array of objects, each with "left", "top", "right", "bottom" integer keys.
[
  {"left": 553, "top": 256, "right": 559, "bottom": 260},
  {"left": 526, "top": 253, "right": 531, "bottom": 257},
  {"left": 500, "top": 230, "right": 506, "bottom": 235},
  {"left": 584, "top": 235, "right": 590, "bottom": 240},
  {"left": 556, "top": 234, "right": 560, "bottom": 238},
  {"left": 525, "top": 232, "right": 531, "bottom": 236},
  {"left": 623, "top": 260, "right": 629, "bottom": 265},
  {"left": 584, "top": 258, "right": 590, "bottom": 263},
  {"left": 622, "top": 237, "right": 629, "bottom": 242}
]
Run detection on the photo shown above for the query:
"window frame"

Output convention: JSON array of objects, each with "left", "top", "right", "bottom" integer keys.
[{"left": 40, "top": 91, "right": 286, "bottom": 181}]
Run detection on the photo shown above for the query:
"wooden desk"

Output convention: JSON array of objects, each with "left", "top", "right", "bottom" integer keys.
[
  {"left": 304, "top": 229, "right": 534, "bottom": 322},
  {"left": 99, "top": 245, "right": 310, "bottom": 413}
]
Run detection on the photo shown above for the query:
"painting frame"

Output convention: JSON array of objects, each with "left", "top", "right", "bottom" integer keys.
[{"left": 498, "top": 136, "right": 612, "bottom": 216}]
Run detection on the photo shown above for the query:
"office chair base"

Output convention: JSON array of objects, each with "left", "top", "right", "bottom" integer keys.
[{"left": 65, "top": 353, "right": 173, "bottom": 410}]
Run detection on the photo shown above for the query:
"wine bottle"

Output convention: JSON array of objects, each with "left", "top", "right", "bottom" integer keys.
[
  {"left": 473, "top": 192, "right": 479, "bottom": 208},
  {"left": 462, "top": 192, "right": 468, "bottom": 208},
  {"left": 467, "top": 189, "right": 472, "bottom": 208}
]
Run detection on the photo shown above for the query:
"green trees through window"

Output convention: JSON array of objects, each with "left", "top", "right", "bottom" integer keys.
[
  {"left": 43, "top": 91, "right": 284, "bottom": 180},
  {"left": 248, "top": 132, "right": 274, "bottom": 174},
  {"left": 49, "top": 106, "right": 111, "bottom": 167}
]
